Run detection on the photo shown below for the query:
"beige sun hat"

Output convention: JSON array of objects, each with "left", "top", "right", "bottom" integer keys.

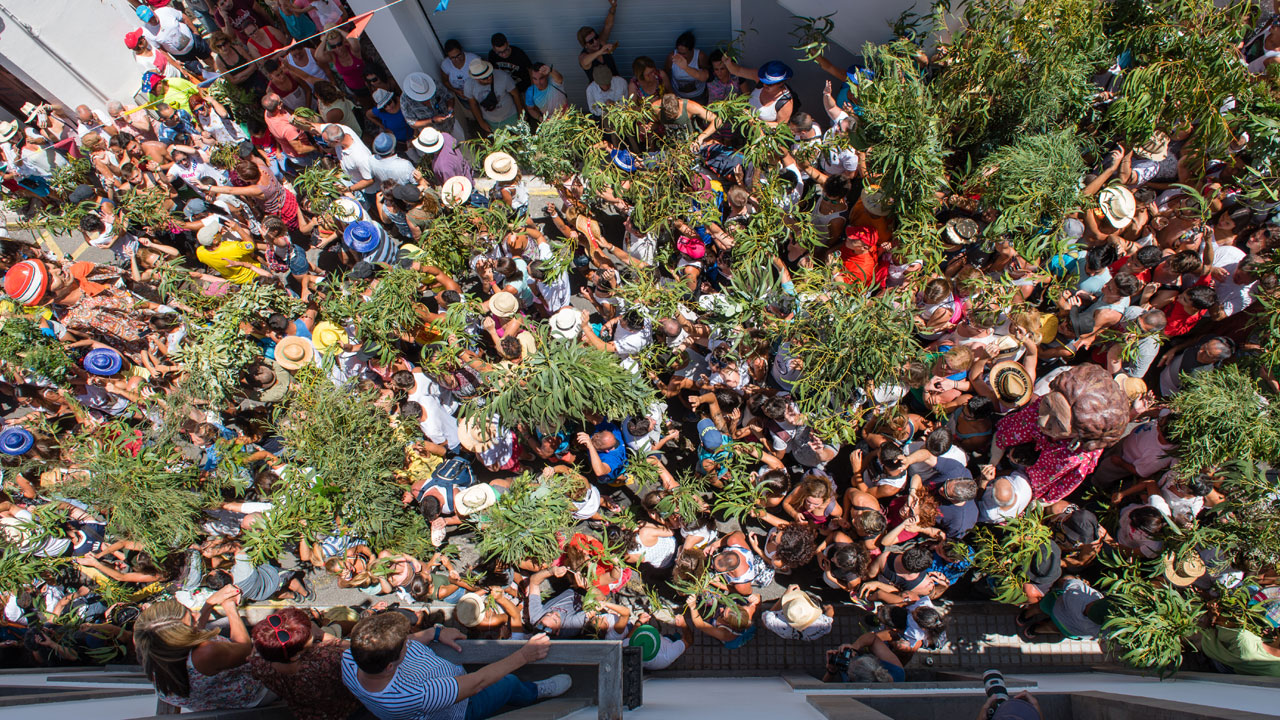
[
  {"left": 412, "top": 127, "right": 445, "bottom": 154},
  {"left": 468, "top": 58, "right": 494, "bottom": 80},
  {"left": 489, "top": 291, "right": 519, "bottom": 318},
  {"left": 441, "top": 176, "right": 472, "bottom": 207},
  {"left": 457, "top": 416, "right": 498, "bottom": 453},
  {"left": 1114, "top": 373, "right": 1147, "bottom": 401},
  {"left": 779, "top": 585, "right": 823, "bottom": 630},
  {"left": 0, "top": 121, "right": 18, "bottom": 143},
  {"left": 455, "top": 592, "right": 486, "bottom": 626},
  {"left": 1134, "top": 131, "right": 1170, "bottom": 162},
  {"left": 275, "top": 335, "right": 314, "bottom": 371},
  {"left": 483, "top": 152, "right": 519, "bottom": 182},
  {"left": 550, "top": 307, "right": 583, "bottom": 340},
  {"left": 1163, "top": 552, "right": 1206, "bottom": 587},
  {"left": 990, "top": 360, "right": 1033, "bottom": 407},
  {"left": 456, "top": 483, "right": 498, "bottom": 516},
  {"left": 0, "top": 516, "right": 29, "bottom": 545},
  {"left": 861, "top": 190, "right": 890, "bottom": 217},
  {"left": 196, "top": 219, "right": 223, "bottom": 247},
  {"left": 1098, "top": 186, "right": 1136, "bottom": 229}
]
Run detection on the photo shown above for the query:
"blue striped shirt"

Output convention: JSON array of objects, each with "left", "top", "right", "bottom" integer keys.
[{"left": 341, "top": 640, "right": 466, "bottom": 720}]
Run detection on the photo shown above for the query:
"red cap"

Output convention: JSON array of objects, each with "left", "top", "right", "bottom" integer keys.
[
  {"left": 145, "top": 0, "right": 172, "bottom": 6},
  {"left": 124, "top": 29, "right": 145, "bottom": 50}
]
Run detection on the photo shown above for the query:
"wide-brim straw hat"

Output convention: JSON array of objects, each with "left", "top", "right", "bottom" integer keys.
[
  {"left": 455, "top": 592, "right": 486, "bottom": 626},
  {"left": 779, "top": 585, "right": 822, "bottom": 630},
  {"left": 0, "top": 121, "right": 18, "bottom": 143},
  {"left": 489, "top": 291, "right": 518, "bottom": 318},
  {"left": 456, "top": 483, "right": 498, "bottom": 515},
  {"left": 483, "top": 152, "right": 519, "bottom": 182},
  {"left": 1099, "top": 186, "right": 1136, "bottom": 229},
  {"left": 1163, "top": 552, "right": 1206, "bottom": 587},
  {"left": 549, "top": 307, "right": 582, "bottom": 340},
  {"left": 457, "top": 416, "right": 498, "bottom": 453},
  {"left": 468, "top": 58, "right": 493, "bottom": 80},
  {"left": 1134, "top": 131, "right": 1170, "bottom": 162},
  {"left": 275, "top": 335, "right": 314, "bottom": 371},
  {"left": 441, "top": 176, "right": 472, "bottom": 207},
  {"left": 990, "top": 360, "right": 1032, "bottom": 407}
]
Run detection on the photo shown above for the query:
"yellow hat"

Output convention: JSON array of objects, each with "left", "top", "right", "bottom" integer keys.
[{"left": 312, "top": 321, "right": 348, "bottom": 354}]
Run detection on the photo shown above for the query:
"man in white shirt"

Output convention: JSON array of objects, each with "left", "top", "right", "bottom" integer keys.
[
  {"left": 322, "top": 124, "right": 376, "bottom": 195},
  {"left": 976, "top": 470, "right": 1033, "bottom": 524},
  {"left": 586, "top": 65, "right": 626, "bottom": 117},
  {"left": 136, "top": 4, "right": 210, "bottom": 68}
]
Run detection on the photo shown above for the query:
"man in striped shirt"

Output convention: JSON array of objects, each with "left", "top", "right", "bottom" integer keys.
[{"left": 341, "top": 613, "right": 570, "bottom": 720}]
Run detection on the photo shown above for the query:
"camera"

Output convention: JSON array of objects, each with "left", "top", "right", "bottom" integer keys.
[
  {"left": 983, "top": 669, "right": 1008, "bottom": 718},
  {"left": 829, "top": 648, "right": 854, "bottom": 675}
]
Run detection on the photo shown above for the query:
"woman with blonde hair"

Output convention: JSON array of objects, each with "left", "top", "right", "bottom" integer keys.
[{"left": 134, "top": 588, "right": 270, "bottom": 711}]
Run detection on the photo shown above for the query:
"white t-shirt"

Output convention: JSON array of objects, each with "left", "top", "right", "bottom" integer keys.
[
  {"left": 613, "top": 320, "right": 652, "bottom": 357},
  {"left": 464, "top": 70, "right": 518, "bottom": 124},
  {"left": 586, "top": 80, "right": 627, "bottom": 116},
  {"left": 571, "top": 484, "right": 602, "bottom": 520},
  {"left": 143, "top": 7, "right": 197, "bottom": 56},
  {"left": 818, "top": 112, "right": 859, "bottom": 176},
  {"left": 977, "top": 471, "right": 1032, "bottom": 524},
  {"left": 417, "top": 395, "right": 460, "bottom": 449},
  {"left": 327, "top": 124, "right": 375, "bottom": 186},
  {"left": 643, "top": 636, "right": 687, "bottom": 671},
  {"left": 442, "top": 53, "right": 481, "bottom": 95},
  {"left": 535, "top": 270, "right": 571, "bottom": 313}
]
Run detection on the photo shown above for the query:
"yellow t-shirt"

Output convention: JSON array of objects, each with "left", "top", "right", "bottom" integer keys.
[
  {"left": 197, "top": 240, "right": 260, "bottom": 285},
  {"left": 149, "top": 77, "right": 200, "bottom": 115}
]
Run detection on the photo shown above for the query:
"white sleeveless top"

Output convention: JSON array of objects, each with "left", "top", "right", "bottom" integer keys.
[{"left": 671, "top": 48, "right": 706, "bottom": 98}]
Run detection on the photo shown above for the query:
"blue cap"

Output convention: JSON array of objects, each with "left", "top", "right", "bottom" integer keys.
[
  {"left": 372, "top": 132, "right": 396, "bottom": 156},
  {"left": 136, "top": 5, "right": 155, "bottom": 22},
  {"left": 84, "top": 347, "right": 123, "bottom": 376},
  {"left": 758, "top": 61, "right": 793, "bottom": 85},
  {"left": 609, "top": 149, "right": 636, "bottom": 173},
  {"left": 697, "top": 418, "right": 723, "bottom": 450},
  {"left": 343, "top": 220, "right": 384, "bottom": 253},
  {"left": 846, "top": 66, "right": 875, "bottom": 86},
  {"left": 0, "top": 427, "right": 33, "bottom": 456}
]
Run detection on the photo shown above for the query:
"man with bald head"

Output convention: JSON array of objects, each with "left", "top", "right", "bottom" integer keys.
[
  {"left": 976, "top": 466, "right": 1032, "bottom": 525},
  {"left": 262, "top": 92, "right": 318, "bottom": 167}
]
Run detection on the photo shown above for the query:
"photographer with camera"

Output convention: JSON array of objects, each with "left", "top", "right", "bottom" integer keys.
[
  {"left": 821, "top": 631, "right": 905, "bottom": 683},
  {"left": 978, "top": 669, "right": 1042, "bottom": 720}
]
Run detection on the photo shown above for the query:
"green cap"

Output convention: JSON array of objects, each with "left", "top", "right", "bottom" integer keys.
[{"left": 628, "top": 624, "right": 661, "bottom": 662}]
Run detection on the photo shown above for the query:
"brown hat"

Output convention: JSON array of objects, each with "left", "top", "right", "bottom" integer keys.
[
  {"left": 990, "top": 360, "right": 1032, "bottom": 407},
  {"left": 1163, "top": 553, "right": 1205, "bottom": 587}
]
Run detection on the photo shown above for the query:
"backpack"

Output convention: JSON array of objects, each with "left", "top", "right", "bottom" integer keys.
[{"left": 431, "top": 456, "right": 475, "bottom": 489}]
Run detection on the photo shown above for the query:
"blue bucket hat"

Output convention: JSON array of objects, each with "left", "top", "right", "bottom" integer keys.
[
  {"left": 609, "top": 149, "right": 637, "bottom": 173},
  {"left": 343, "top": 220, "right": 384, "bottom": 254},
  {"left": 84, "top": 347, "right": 123, "bottom": 376},
  {"left": 758, "top": 61, "right": 793, "bottom": 85},
  {"left": 697, "top": 418, "right": 723, "bottom": 450},
  {"left": 136, "top": 5, "right": 156, "bottom": 22},
  {"left": 372, "top": 132, "right": 396, "bottom": 157},
  {"left": 0, "top": 427, "right": 34, "bottom": 456}
]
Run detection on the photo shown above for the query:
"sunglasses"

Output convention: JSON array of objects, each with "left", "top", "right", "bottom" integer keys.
[
  {"left": 584, "top": 36, "right": 598, "bottom": 44},
  {"left": 267, "top": 614, "right": 291, "bottom": 647}
]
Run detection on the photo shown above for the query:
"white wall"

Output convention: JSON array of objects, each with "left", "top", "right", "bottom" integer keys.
[
  {"left": 0, "top": 0, "right": 144, "bottom": 108},
  {"left": 350, "top": 0, "right": 446, "bottom": 90}
]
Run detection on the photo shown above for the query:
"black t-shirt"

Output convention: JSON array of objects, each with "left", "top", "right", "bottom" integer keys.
[{"left": 489, "top": 46, "right": 534, "bottom": 91}]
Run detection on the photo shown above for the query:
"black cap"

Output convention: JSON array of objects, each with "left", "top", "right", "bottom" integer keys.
[
  {"left": 391, "top": 184, "right": 422, "bottom": 204},
  {"left": 237, "top": 140, "right": 255, "bottom": 158},
  {"left": 1025, "top": 541, "right": 1062, "bottom": 591},
  {"left": 68, "top": 184, "right": 96, "bottom": 205},
  {"left": 349, "top": 260, "right": 375, "bottom": 279},
  {"left": 1057, "top": 508, "right": 1100, "bottom": 547}
]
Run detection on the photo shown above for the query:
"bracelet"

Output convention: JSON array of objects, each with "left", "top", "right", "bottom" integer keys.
[{"left": 432, "top": 624, "right": 442, "bottom": 643}]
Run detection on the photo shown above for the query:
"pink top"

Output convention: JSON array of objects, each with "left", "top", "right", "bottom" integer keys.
[{"left": 994, "top": 397, "right": 1102, "bottom": 504}]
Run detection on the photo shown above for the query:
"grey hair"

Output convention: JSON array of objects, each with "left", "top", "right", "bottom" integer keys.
[
  {"left": 847, "top": 654, "right": 893, "bottom": 683},
  {"left": 322, "top": 125, "right": 345, "bottom": 143},
  {"left": 107, "top": 100, "right": 125, "bottom": 114}
]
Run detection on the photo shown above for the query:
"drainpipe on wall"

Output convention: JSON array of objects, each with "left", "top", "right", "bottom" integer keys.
[{"left": 0, "top": 1, "right": 110, "bottom": 104}]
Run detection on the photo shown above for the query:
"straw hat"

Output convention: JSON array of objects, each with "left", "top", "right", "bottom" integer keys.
[
  {"left": 19, "top": 102, "right": 41, "bottom": 122},
  {"left": 275, "top": 335, "right": 314, "bottom": 371},
  {"left": 1163, "top": 553, "right": 1206, "bottom": 587},
  {"left": 1114, "top": 373, "right": 1147, "bottom": 401},
  {"left": 4, "top": 259, "right": 48, "bottom": 306},
  {"left": 861, "top": 190, "right": 889, "bottom": 217},
  {"left": 332, "top": 197, "right": 367, "bottom": 223},
  {"left": 549, "top": 307, "right": 582, "bottom": 340},
  {"left": 457, "top": 416, "right": 498, "bottom": 453},
  {"left": 456, "top": 483, "right": 498, "bottom": 515},
  {"left": 468, "top": 58, "right": 494, "bottom": 80},
  {"left": 372, "top": 89, "right": 394, "bottom": 109},
  {"left": 311, "top": 321, "right": 348, "bottom": 354},
  {"left": 778, "top": 585, "right": 823, "bottom": 630},
  {"left": 628, "top": 625, "right": 661, "bottom": 662},
  {"left": 489, "top": 291, "right": 519, "bottom": 318},
  {"left": 1098, "top": 186, "right": 1136, "bottom": 229},
  {"left": 413, "top": 127, "right": 445, "bottom": 154},
  {"left": 1134, "top": 131, "right": 1170, "bottom": 162},
  {"left": 84, "top": 347, "right": 124, "bottom": 376},
  {"left": 483, "top": 152, "right": 519, "bottom": 182},
  {"left": 196, "top": 219, "right": 223, "bottom": 247},
  {"left": 990, "top": 360, "right": 1032, "bottom": 407},
  {"left": 455, "top": 592, "right": 486, "bottom": 627},
  {"left": 944, "top": 217, "right": 979, "bottom": 245},
  {"left": 0, "top": 121, "right": 18, "bottom": 143},
  {"left": 0, "top": 517, "right": 28, "bottom": 545},
  {"left": 441, "top": 176, "right": 472, "bottom": 207},
  {"left": 402, "top": 72, "right": 437, "bottom": 101}
]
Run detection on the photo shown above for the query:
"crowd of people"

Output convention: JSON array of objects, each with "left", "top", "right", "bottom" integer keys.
[{"left": 0, "top": 0, "right": 1279, "bottom": 719}]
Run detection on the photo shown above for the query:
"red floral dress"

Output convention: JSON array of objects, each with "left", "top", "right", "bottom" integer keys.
[{"left": 994, "top": 396, "right": 1102, "bottom": 504}]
